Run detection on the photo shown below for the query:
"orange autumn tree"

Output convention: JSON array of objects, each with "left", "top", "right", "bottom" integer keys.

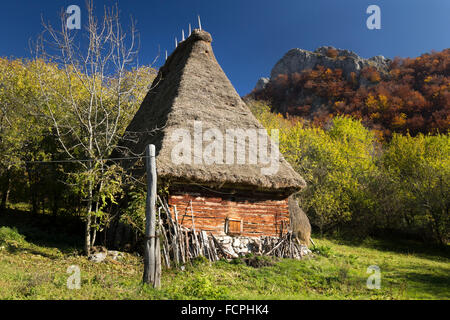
[{"left": 252, "top": 48, "right": 450, "bottom": 139}]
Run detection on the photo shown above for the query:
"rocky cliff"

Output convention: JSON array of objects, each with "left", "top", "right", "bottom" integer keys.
[{"left": 255, "top": 46, "right": 390, "bottom": 90}]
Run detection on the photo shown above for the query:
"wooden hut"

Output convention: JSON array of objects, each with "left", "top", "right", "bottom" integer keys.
[{"left": 117, "top": 29, "right": 306, "bottom": 239}]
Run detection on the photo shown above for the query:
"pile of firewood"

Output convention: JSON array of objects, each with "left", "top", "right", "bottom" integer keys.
[
  {"left": 157, "top": 197, "right": 228, "bottom": 268},
  {"left": 261, "top": 232, "right": 309, "bottom": 260}
]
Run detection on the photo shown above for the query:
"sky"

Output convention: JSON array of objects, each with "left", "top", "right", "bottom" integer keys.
[{"left": 0, "top": 0, "right": 449, "bottom": 95}]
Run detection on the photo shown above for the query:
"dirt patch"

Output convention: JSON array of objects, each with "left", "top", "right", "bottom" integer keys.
[{"left": 241, "top": 255, "right": 278, "bottom": 268}]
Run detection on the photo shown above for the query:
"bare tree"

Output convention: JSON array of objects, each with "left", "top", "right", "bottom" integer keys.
[{"left": 34, "top": 1, "right": 157, "bottom": 254}]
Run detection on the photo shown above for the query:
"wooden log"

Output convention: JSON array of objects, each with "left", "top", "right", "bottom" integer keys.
[
  {"left": 211, "top": 233, "right": 228, "bottom": 259},
  {"left": 143, "top": 144, "right": 158, "bottom": 287},
  {"left": 201, "top": 231, "right": 209, "bottom": 259},
  {"left": 199, "top": 231, "right": 204, "bottom": 258},
  {"left": 265, "top": 238, "right": 285, "bottom": 255},
  {"left": 209, "top": 236, "right": 218, "bottom": 261},
  {"left": 157, "top": 196, "right": 170, "bottom": 222},
  {"left": 162, "top": 243, "right": 169, "bottom": 268},
  {"left": 154, "top": 232, "right": 161, "bottom": 288},
  {"left": 171, "top": 207, "right": 180, "bottom": 265},
  {"left": 174, "top": 206, "right": 186, "bottom": 264},
  {"left": 189, "top": 202, "right": 201, "bottom": 257},
  {"left": 159, "top": 216, "right": 171, "bottom": 268},
  {"left": 200, "top": 230, "right": 205, "bottom": 256},
  {"left": 185, "top": 229, "right": 191, "bottom": 260}
]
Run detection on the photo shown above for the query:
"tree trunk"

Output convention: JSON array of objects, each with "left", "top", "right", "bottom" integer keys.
[
  {"left": 26, "top": 165, "right": 39, "bottom": 215},
  {"left": 84, "top": 171, "right": 93, "bottom": 255},
  {"left": 0, "top": 167, "right": 11, "bottom": 212},
  {"left": 52, "top": 191, "right": 58, "bottom": 216},
  {"left": 91, "top": 215, "right": 97, "bottom": 247},
  {"left": 85, "top": 216, "right": 92, "bottom": 255},
  {"left": 91, "top": 180, "right": 103, "bottom": 248}
]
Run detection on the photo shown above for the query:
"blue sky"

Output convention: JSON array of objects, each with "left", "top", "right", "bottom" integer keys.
[{"left": 0, "top": 0, "right": 449, "bottom": 95}]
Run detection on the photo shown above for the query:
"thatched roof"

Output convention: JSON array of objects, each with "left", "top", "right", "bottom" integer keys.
[{"left": 117, "top": 29, "right": 306, "bottom": 194}]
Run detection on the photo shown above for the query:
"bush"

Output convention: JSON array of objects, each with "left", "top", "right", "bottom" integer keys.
[
  {"left": 0, "top": 227, "right": 27, "bottom": 253},
  {"left": 182, "top": 275, "right": 229, "bottom": 299},
  {"left": 381, "top": 133, "right": 450, "bottom": 244},
  {"left": 311, "top": 245, "right": 333, "bottom": 257},
  {"left": 120, "top": 187, "right": 146, "bottom": 235},
  {"left": 191, "top": 256, "right": 210, "bottom": 267},
  {"left": 0, "top": 226, "right": 25, "bottom": 244}
]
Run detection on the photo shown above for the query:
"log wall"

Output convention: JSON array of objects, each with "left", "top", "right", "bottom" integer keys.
[{"left": 167, "top": 186, "right": 290, "bottom": 237}]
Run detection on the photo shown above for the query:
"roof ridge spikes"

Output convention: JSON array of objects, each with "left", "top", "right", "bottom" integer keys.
[{"left": 187, "top": 29, "right": 212, "bottom": 43}]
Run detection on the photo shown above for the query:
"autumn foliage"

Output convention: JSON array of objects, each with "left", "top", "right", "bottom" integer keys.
[
  {"left": 248, "top": 101, "right": 449, "bottom": 243},
  {"left": 252, "top": 49, "right": 450, "bottom": 139}
]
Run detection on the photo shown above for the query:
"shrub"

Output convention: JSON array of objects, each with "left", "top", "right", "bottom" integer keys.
[
  {"left": 311, "top": 245, "right": 333, "bottom": 257},
  {"left": 0, "top": 226, "right": 25, "bottom": 244},
  {"left": 182, "top": 275, "right": 229, "bottom": 299},
  {"left": 381, "top": 133, "right": 450, "bottom": 243}
]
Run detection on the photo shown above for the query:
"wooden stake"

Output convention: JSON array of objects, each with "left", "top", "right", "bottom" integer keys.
[
  {"left": 172, "top": 206, "right": 180, "bottom": 265},
  {"left": 154, "top": 231, "right": 161, "bottom": 288},
  {"left": 174, "top": 206, "right": 186, "bottom": 264},
  {"left": 159, "top": 208, "right": 171, "bottom": 268},
  {"left": 198, "top": 15, "right": 202, "bottom": 30},
  {"left": 189, "top": 201, "right": 200, "bottom": 256},
  {"left": 143, "top": 144, "right": 158, "bottom": 287},
  {"left": 211, "top": 233, "right": 227, "bottom": 259}
]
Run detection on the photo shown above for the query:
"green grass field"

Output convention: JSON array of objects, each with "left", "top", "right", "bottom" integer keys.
[{"left": 0, "top": 210, "right": 449, "bottom": 300}]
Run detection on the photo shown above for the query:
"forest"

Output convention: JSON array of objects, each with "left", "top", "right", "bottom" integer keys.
[
  {"left": 251, "top": 48, "right": 449, "bottom": 140},
  {"left": 247, "top": 101, "right": 449, "bottom": 244}
]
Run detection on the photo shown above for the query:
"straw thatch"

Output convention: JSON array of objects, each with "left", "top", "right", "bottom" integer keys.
[
  {"left": 117, "top": 29, "right": 306, "bottom": 194},
  {"left": 288, "top": 195, "right": 311, "bottom": 246}
]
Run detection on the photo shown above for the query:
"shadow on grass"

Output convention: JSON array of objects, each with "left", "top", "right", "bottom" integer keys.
[
  {"left": 0, "top": 208, "right": 84, "bottom": 254},
  {"left": 313, "top": 232, "right": 450, "bottom": 262},
  {"left": 5, "top": 243, "right": 62, "bottom": 259},
  {"left": 400, "top": 265, "right": 450, "bottom": 298}
]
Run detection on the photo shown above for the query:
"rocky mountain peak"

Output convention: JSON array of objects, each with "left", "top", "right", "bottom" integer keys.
[{"left": 255, "top": 46, "right": 390, "bottom": 91}]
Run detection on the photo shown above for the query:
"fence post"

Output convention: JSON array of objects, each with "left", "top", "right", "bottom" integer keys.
[{"left": 143, "top": 144, "right": 160, "bottom": 287}]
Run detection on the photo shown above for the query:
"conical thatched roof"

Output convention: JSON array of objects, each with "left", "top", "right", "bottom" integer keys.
[{"left": 118, "top": 29, "right": 306, "bottom": 194}]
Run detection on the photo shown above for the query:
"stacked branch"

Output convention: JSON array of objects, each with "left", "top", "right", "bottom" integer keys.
[
  {"left": 156, "top": 197, "right": 308, "bottom": 268},
  {"left": 262, "top": 232, "right": 308, "bottom": 260},
  {"left": 157, "top": 197, "right": 227, "bottom": 267}
]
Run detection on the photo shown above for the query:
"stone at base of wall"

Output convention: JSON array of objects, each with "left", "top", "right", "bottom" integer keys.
[{"left": 216, "top": 235, "right": 311, "bottom": 258}]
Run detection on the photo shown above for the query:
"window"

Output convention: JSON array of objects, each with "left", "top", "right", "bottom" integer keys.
[{"left": 225, "top": 218, "right": 242, "bottom": 235}]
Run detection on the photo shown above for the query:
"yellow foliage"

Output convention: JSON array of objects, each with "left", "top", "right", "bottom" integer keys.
[
  {"left": 392, "top": 113, "right": 407, "bottom": 128},
  {"left": 370, "top": 112, "right": 380, "bottom": 120},
  {"left": 366, "top": 94, "right": 389, "bottom": 112}
]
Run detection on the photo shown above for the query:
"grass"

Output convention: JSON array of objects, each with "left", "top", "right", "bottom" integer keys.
[{"left": 0, "top": 210, "right": 449, "bottom": 300}]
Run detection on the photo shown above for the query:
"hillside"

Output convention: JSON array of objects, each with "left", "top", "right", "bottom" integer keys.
[{"left": 249, "top": 47, "right": 450, "bottom": 139}]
